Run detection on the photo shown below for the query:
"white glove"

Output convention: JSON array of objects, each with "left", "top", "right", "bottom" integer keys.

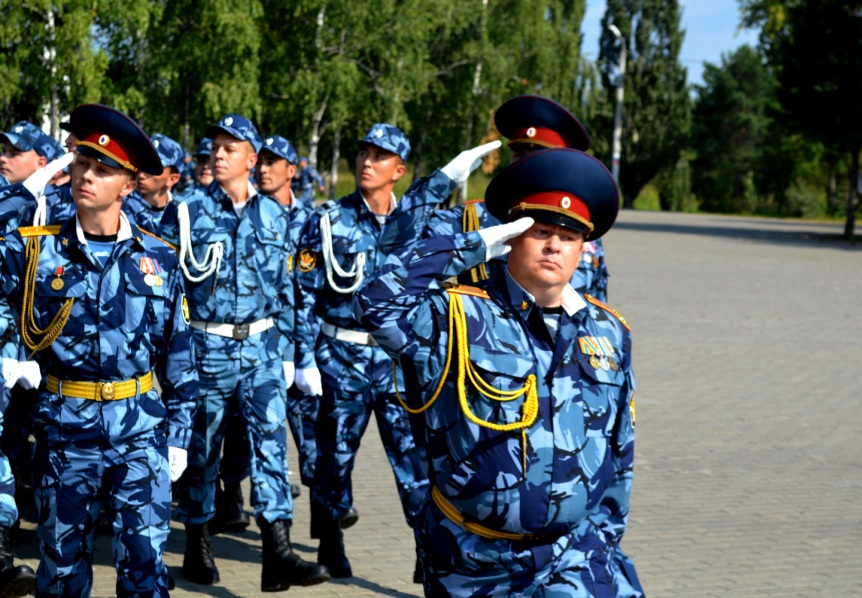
[
  {"left": 295, "top": 367, "right": 322, "bottom": 397},
  {"left": 168, "top": 447, "right": 188, "bottom": 483},
  {"left": 1, "top": 358, "right": 19, "bottom": 390},
  {"left": 16, "top": 360, "right": 42, "bottom": 390},
  {"left": 22, "top": 152, "right": 75, "bottom": 199},
  {"left": 477, "top": 217, "right": 535, "bottom": 261},
  {"left": 282, "top": 361, "right": 295, "bottom": 389},
  {"left": 440, "top": 140, "right": 502, "bottom": 184}
]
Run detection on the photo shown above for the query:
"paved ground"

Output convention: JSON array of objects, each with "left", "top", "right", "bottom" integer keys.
[{"left": 13, "top": 209, "right": 862, "bottom": 596}]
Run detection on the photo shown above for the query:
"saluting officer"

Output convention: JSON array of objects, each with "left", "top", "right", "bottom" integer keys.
[
  {"left": 159, "top": 114, "right": 329, "bottom": 592},
  {"left": 0, "top": 103, "right": 199, "bottom": 597},
  {"left": 356, "top": 148, "right": 643, "bottom": 597},
  {"left": 426, "top": 95, "right": 610, "bottom": 301}
]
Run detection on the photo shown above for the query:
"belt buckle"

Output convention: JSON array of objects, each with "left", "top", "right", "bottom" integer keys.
[
  {"left": 99, "top": 382, "right": 116, "bottom": 401},
  {"left": 233, "top": 323, "right": 250, "bottom": 340}
]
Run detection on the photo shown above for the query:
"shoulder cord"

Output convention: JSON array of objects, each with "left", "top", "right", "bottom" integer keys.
[
  {"left": 20, "top": 236, "right": 73, "bottom": 357},
  {"left": 320, "top": 210, "right": 366, "bottom": 294},
  {"left": 394, "top": 291, "right": 538, "bottom": 473},
  {"left": 32, "top": 195, "right": 47, "bottom": 227},
  {"left": 176, "top": 201, "right": 223, "bottom": 286},
  {"left": 461, "top": 203, "right": 488, "bottom": 282}
]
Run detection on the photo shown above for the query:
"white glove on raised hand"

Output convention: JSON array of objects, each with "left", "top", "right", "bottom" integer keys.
[
  {"left": 282, "top": 361, "right": 295, "bottom": 389},
  {"left": 477, "top": 217, "right": 535, "bottom": 261},
  {"left": 168, "top": 447, "right": 188, "bottom": 483},
  {"left": 1, "top": 359, "right": 19, "bottom": 390},
  {"left": 295, "top": 367, "right": 323, "bottom": 397},
  {"left": 16, "top": 361, "right": 42, "bottom": 390},
  {"left": 22, "top": 152, "right": 75, "bottom": 199},
  {"left": 440, "top": 140, "right": 503, "bottom": 184}
]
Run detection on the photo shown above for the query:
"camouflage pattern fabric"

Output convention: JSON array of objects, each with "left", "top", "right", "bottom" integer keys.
[{"left": 355, "top": 232, "right": 642, "bottom": 597}]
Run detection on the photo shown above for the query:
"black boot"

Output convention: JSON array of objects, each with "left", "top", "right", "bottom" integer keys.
[
  {"left": 290, "top": 483, "right": 301, "bottom": 499},
  {"left": 317, "top": 520, "right": 352, "bottom": 579},
  {"left": 209, "top": 483, "right": 250, "bottom": 535},
  {"left": 181, "top": 523, "right": 220, "bottom": 585},
  {"left": 259, "top": 519, "right": 330, "bottom": 592},
  {"left": 0, "top": 525, "right": 35, "bottom": 598},
  {"left": 413, "top": 555, "right": 423, "bottom": 584},
  {"left": 337, "top": 506, "right": 359, "bottom": 530}
]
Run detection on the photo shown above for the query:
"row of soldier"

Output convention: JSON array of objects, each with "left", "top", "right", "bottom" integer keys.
[{"left": 0, "top": 94, "right": 639, "bottom": 598}]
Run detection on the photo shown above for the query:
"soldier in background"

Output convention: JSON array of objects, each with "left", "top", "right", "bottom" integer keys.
[
  {"left": 292, "top": 156, "right": 325, "bottom": 208},
  {"left": 161, "top": 114, "right": 329, "bottom": 592},
  {"left": 357, "top": 147, "right": 643, "bottom": 597},
  {"left": 123, "top": 133, "right": 185, "bottom": 233}
]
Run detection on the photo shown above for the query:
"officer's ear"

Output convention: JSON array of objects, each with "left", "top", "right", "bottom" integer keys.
[
  {"left": 119, "top": 172, "right": 137, "bottom": 198},
  {"left": 392, "top": 160, "right": 406, "bottom": 182},
  {"left": 167, "top": 168, "right": 181, "bottom": 189},
  {"left": 287, "top": 163, "right": 298, "bottom": 179},
  {"left": 36, "top": 155, "right": 48, "bottom": 169}
]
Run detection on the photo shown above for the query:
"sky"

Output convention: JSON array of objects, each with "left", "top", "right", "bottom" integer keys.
[{"left": 581, "top": 0, "right": 760, "bottom": 88}]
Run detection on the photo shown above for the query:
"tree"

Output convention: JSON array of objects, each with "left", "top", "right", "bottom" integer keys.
[
  {"left": 741, "top": 0, "right": 862, "bottom": 237},
  {"left": 597, "top": 0, "right": 691, "bottom": 209},
  {"left": 691, "top": 45, "right": 774, "bottom": 213}
]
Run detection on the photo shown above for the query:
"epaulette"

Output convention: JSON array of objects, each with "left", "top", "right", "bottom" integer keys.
[
  {"left": 460, "top": 198, "right": 486, "bottom": 206},
  {"left": 585, "top": 294, "right": 630, "bottom": 331},
  {"left": 445, "top": 284, "right": 490, "bottom": 299},
  {"left": 319, "top": 199, "right": 339, "bottom": 215},
  {"left": 136, "top": 225, "right": 178, "bottom": 251},
  {"left": 18, "top": 225, "right": 61, "bottom": 237}
]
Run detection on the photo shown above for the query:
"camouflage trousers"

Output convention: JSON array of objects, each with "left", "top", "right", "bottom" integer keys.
[
  {"left": 177, "top": 329, "right": 292, "bottom": 525},
  {"left": 219, "top": 383, "right": 319, "bottom": 489},
  {"left": 415, "top": 499, "right": 643, "bottom": 597},
  {"left": 312, "top": 334, "right": 428, "bottom": 525},
  {"left": 32, "top": 389, "right": 172, "bottom": 598},
  {"left": 0, "top": 389, "right": 16, "bottom": 528}
]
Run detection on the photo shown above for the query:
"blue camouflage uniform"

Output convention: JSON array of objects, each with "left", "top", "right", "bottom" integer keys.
[
  {"left": 176, "top": 138, "right": 213, "bottom": 200},
  {"left": 292, "top": 157, "right": 323, "bottom": 208},
  {"left": 0, "top": 210, "right": 198, "bottom": 597},
  {"left": 0, "top": 326, "right": 17, "bottom": 532},
  {"left": 218, "top": 135, "right": 319, "bottom": 490},
  {"left": 159, "top": 116, "right": 298, "bottom": 528},
  {"left": 355, "top": 147, "right": 642, "bottom": 597},
  {"left": 295, "top": 125, "right": 459, "bottom": 531}
]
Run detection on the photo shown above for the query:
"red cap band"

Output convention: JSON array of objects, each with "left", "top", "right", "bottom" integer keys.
[
  {"left": 510, "top": 190, "right": 594, "bottom": 233},
  {"left": 508, "top": 126, "right": 569, "bottom": 149},
  {"left": 76, "top": 131, "right": 137, "bottom": 172}
]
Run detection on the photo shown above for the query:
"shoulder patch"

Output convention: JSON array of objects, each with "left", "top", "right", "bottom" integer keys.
[
  {"left": 585, "top": 294, "right": 630, "bottom": 331},
  {"left": 136, "top": 226, "right": 178, "bottom": 251},
  {"left": 18, "top": 225, "right": 61, "bottom": 238},
  {"left": 297, "top": 248, "right": 317, "bottom": 272},
  {"left": 445, "top": 285, "right": 490, "bottom": 300}
]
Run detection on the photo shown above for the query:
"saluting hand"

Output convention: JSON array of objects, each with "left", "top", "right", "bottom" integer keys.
[
  {"left": 441, "top": 140, "right": 503, "bottom": 184},
  {"left": 477, "top": 217, "right": 535, "bottom": 261}
]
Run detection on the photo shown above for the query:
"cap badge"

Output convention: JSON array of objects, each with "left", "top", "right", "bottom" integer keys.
[
  {"left": 14, "top": 126, "right": 23, "bottom": 133},
  {"left": 266, "top": 137, "right": 273, "bottom": 145},
  {"left": 224, "top": 116, "right": 234, "bottom": 126},
  {"left": 98, "top": 134, "right": 109, "bottom": 146},
  {"left": 526, "top": 127, "right": 536, "bottom": 138},
  {"left": 375, "top": 128, "right": 383, "bottom": 138},
  {"left": 153, "top": 139, "right": 160, "bottom": 148},
  {"left": 561, "top": 196, "right": 571, "bottom": 209}
]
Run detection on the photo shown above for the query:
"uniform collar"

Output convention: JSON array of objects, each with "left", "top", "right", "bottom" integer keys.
[
  {"left": 359, "top": 191, "right": 397, "bottom": 217},
  {"left": 503, "top": 266, "right": 587, "bottom": 318},
  {"left": 73, "top": 210, "right": 134, "bottom": 246}
]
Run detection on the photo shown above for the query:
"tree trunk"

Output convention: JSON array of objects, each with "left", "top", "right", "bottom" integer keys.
[
  {"left": 826, "top": 160, "right": 838, "bottom": 215},
  {"left": 308, "top": 98, "right": 327, "bottom": 168},
  {"left": 329, "top": 126, "right": 341, "bottom": 200},
  {"left": 843, "top": 148, "right": 859, "bottom": 240},
  {"left": 46, "top": 9, "right": 59, "bottom": 137}
]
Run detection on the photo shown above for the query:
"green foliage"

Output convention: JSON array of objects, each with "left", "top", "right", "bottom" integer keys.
[{"left": 597, "top": 0, "right": 691, "bottom": 208}]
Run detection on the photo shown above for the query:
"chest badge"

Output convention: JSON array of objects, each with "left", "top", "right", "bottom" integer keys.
[
  {"left": 140, "top": 256, "right": 164, "bottom": 287},
  {"left": 578, "top": 336, "right": 618, "bottom": 371},
  {"left": 51, "top": 266, "right": 65, "bottom": 291},
  {"left": 298, "top": 249, "right": 316, "bottom": 272}
]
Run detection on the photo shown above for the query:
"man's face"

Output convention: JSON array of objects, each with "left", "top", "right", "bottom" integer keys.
[
  {"left": 137, "top": 167, "right": 180, "bottom": 198},
  {"left": 64, "top": 132, "right": 77, "bottom": 153},
  {"left": 355, "top": 143, "right": 405, "bottom": 194},
  {"left": 71, "top": 153, "right": 136, "bottom": 211},
  {"left": 507, "top": 220, "right": 584, "bottom": 293},
  {"left": 256, "top": 152, "right": 297, "bottom": 195},
  {"left": 0, "top": 141, "right": 47, "bottom": 184},
  {"left": 211, "top": 133, "right": 257, "bottom": 185},
  {"left": 194, "top": 156, "right": 213, "bottom": 186}
]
